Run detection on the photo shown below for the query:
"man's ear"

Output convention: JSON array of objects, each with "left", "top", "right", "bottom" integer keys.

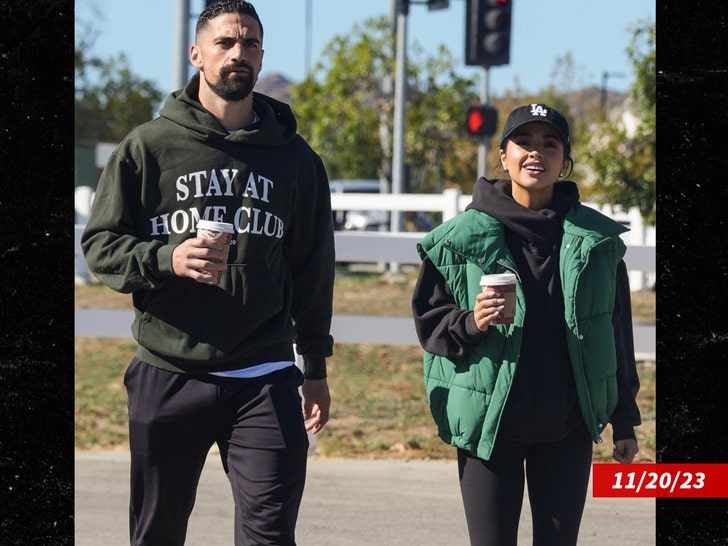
[{"left": 190, "top": 44, "right": 203, "bottom": 69}]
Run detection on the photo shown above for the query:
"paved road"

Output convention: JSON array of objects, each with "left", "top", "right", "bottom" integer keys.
[{"left": 75, "top": 451, "right": 655, "bottom": 545}]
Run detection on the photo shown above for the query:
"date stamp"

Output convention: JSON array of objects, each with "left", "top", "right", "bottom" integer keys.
[{"left": 592, "top": 464, "right": 728, "bottom": 498}]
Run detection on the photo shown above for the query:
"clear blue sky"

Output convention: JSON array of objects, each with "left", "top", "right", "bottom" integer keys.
[{"left": 75, "top": 0, "right": 655, "bottom": 97}]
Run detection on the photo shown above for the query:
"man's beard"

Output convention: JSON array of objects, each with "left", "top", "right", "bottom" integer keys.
[{"left": 206, "top": 63, "right": 256, "bottom": 101}]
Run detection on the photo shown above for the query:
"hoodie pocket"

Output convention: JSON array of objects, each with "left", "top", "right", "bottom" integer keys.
[{"left": 136, "top": 263, "right": 284, "bottom": 362}]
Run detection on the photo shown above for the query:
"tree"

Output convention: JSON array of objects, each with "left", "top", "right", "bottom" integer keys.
[
  {"left": 580, "top": 20, "right": 656, "bottom": 225},
  {"left": 405, "top": 43, "right": 480, "bottom": 193},
  {"left": 75, "top": 23, "right": 164, "bottom": 143},
  {"left": 290, "top": 18, "right": 388, "bottom": 182},
  {"left": 290, "top": 16, "right": 480, "bottom": 193}
]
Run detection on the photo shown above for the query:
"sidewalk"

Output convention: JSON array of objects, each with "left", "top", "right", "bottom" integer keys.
[{"left": 75, "top": 451, "right": 655, "bottom": 545}]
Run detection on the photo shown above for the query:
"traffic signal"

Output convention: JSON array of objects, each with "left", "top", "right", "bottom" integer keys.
[
  {"left": 466, "top": 105, "right": 498, "bottom": 137},
  {"left": 465, "top": 0, "right": 513, "bottom": 67},
  {"left": 427, "top": 0, "right": 450, "bottom": 10}
]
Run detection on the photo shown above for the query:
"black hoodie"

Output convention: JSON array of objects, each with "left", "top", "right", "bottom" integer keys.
[
  {"left": 412, "top": 178, "right": 640, "bottom": 442},
  {"left": 82, "top": 74, "right": 335, "bottom": 377}
]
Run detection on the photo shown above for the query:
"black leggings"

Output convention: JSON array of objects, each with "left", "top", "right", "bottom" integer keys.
[{"left": 457, "top": 424, "right": 593, "bottom": 546}]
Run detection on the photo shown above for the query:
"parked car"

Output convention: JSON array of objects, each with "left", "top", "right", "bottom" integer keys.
[{"left": 329, "top": 179, "right": 389, "bottom": 231}]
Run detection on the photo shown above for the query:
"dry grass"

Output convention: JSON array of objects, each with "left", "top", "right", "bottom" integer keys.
[
  {"left": 75, "top": 267, "right": 655, "bottom": 462},
  {"left": 77, "top": 268, "right": 656, "bottom": 321}
]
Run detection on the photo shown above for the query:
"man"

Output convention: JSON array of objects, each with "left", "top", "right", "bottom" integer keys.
[{"left": 81, "top": 2, "right": 334, "bottom": 544}]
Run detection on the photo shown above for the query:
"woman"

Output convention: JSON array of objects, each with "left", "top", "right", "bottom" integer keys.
[{"left": 411, "top": 103, "right": 641, "bottom": 546}]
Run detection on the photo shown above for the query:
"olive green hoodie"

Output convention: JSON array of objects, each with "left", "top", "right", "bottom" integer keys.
[{"left": 81, "top": 74, "right": 334, "bottom": 376}]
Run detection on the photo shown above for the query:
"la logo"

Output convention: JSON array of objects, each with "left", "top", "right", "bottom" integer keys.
[{"left": 530, "top": 104, "right": 548, "bottom": 117}]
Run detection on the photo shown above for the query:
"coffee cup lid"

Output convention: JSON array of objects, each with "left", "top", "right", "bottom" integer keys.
[
  {"left": 480, "top": 273, "right": 517, "bottom": 285},
  {"left": 196, "top": 220, "right": 235, "bottom": 233}
]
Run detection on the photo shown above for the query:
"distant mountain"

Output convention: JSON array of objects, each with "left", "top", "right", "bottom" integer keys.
[
  {"left": 563, "top": 86, "right": 629, "bottom": 119},
  {"left": 254, "top": 73, "right": 630, "bottom": 120},
  {"left": 255, "top": 73, "right": 292, "bottom": 104}
]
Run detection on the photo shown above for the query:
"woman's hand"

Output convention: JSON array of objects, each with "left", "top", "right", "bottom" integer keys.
[
  {"left": 473, "top": 290, "right": 505, "bottom": 332},
  {"left": 613, "top": 438, "right": 639, "bottom": 463}
]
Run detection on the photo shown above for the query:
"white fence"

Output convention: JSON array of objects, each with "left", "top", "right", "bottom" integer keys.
[{"left": 74, "top": 189, "right": 655, "bottom": 358}]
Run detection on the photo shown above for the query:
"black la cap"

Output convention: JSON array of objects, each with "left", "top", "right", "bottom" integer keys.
[{"left": 500, "top": 103, "right": 571, "bottom": 156}]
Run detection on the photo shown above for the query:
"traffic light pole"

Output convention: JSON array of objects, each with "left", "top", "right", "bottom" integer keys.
[
  {"left": 173, "top": 0, "right": 191, "bottom": 91},
  {"left": 389, "top": 0, "right": 408, "bottom": 274},
  {"left": 391, "top": 1, "right": 407, "bottom": 237},
  {"left": 477, "top": 67, "right": 491, "bottom": 178},
  {"left": 464, "top": 0, "right": 512, "bottom": 178}
]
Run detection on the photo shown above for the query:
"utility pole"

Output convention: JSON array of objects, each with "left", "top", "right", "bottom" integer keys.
[
  {"left": 172, "top": 0, "right": 190, "bottom": 91},
  {"left": 601, "top": 71, "right": 626, "bottom": 118},
  {"left": 305, "top": 0, "right": 312, "bottom": 75},
  {"left": 387, "top": 0, "right": 408, "bottom": 274},
  {"left": 477, "top": 68, "right": 491, "bottom": 178},
  {"left": 387, "top": 0, "right": 451, "bottom": 273},
  {"left": 390, "top": 0, "right": 408, "bottom": 237},
  {"left": 464, "top": 0, "right": 513, "bottom": 178},
  {"left": 389, "top": 0, "right": 450, "bottom": 216},
  {"left": 380, "top": 0, "right": 395, "bottom": 188}
]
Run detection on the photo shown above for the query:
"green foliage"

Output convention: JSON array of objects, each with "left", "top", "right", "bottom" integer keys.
[
  {"left": 290, "top": 17, "right": 480, "bottom": 192},
  {"left": 289, "top": 14, "right": 656, "bottom": 205},
  {"left": 73, "top": 11, "right": 654, "bottom": 220},
  {"left": 626, "top": 21, "right": 656, "bottom": 120},
  {"left": 580, "top": 21, "right": 656, "bottom": 225},
  {"left": 75, "top": 23, "right": 164, "bottom": 143},
  {"left": 290, "top": 18, "right": 391, "bottom": 181},
  {"left": 406, "top": 43, "right": 480, "bottom": 192}
]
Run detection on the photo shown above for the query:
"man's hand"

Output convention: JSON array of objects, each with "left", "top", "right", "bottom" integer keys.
[
  {"left": 172, "top": 237, "right": 230, "bottom": 282},
  {"left": 613, "top": 438, "right": 639, "bottom": 463},
  {"left": 301, "top": 378, "right": 331, "bottom": 434}
]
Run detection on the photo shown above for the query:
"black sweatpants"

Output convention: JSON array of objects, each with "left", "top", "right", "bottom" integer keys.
[
  {"left": 457, "top": 424, "right": 593, "bottom": 546},
  {"left": 123, "top": 358, "right": 309, "bottom": 546}
]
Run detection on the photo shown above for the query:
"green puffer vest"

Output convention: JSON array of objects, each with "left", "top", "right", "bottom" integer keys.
[{"left": 417, "top": 205, "right": 628, "bottom": 460}]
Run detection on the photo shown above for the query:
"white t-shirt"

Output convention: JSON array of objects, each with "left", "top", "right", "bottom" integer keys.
[{"left": 209, "top": 360, "right": 295, "bottom": 379}]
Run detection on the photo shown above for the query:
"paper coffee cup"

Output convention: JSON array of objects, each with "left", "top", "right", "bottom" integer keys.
[
  {"left": 196, "top": 220, "right": 234, "bottom": 285},
  {"left": 480, "top": 273, "right": 517, "bottom": 325}
]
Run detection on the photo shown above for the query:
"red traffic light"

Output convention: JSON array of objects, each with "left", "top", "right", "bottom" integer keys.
[{"left": 466, "top": 105, "right": 498, "bottom": 137}]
